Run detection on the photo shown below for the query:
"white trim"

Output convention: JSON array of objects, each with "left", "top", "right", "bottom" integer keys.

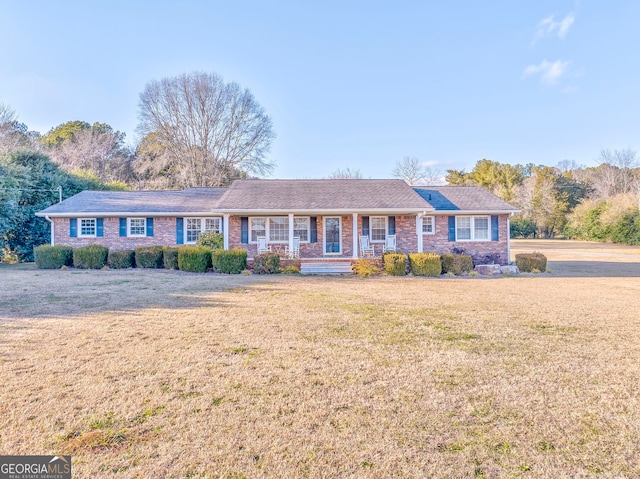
[
  {"left": 184, "top": 217, "right": 222, "bottom": 244},
  {"left": 36, "top": 211, "right": 218, "bottom": 217},
  {"left": 249, "top": 216, "right": 311, "bottom": 244},
  {"left": 78, "top": 218, "right": 97, "bottom": 237},
  {"left": 455, "top": 215, "right": 491, "bottom": 242},
  {"left": 352, "top": 213, "right": 358, "bottom": 259},
  {"left": 431, "top": 210, "right": 518, "bottom": 215},
  {"left": 369, "top": 216, "right": 387, "bottom": 243},
  {"left": 223, "top": 214, "right": 230, "bottom": 250},
  {"left": 416, "top": 214, "right": 423, "bottom": 253},
  {"left": 421, "top": 215, "right": 436, "bottom": 234},
  {"left": 45, "top": 215, "right": 54, "bottom": 246},
  {"left": 323, "top": 216, "right": 342, "bottom": 255},
  {"left": 127, "top": 217, "right": 147, "bottom": 237},
  {"left": 288, "top": 213, "right": 294, "bottom": 256}
]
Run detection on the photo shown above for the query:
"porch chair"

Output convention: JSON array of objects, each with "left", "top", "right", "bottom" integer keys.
[
  {"left": 256, "top": 236, "right": 271, "bottom": 255},
  {"left": 359, "top": 235, "right": 375, "bottom": 257},
  {"left": 383, "top": 234, "right": 397, "bottom": 253},
  {"left": 285, "top": 236, "right": 301, "bottom": 259}
]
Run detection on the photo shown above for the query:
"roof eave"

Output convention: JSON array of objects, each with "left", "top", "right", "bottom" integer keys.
[
  {"left": 35, "top": 211, "right": 221, "bottom": 217},
  {"left": 218, "top": 207, "right": 435, "bottom": 215},
  {"left": 432, "top": 209, "right": 521, "bottom": 214}
]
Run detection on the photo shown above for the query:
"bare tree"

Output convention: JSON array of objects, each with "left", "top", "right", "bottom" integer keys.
[
  {"left": 136, "top": 71, "right": 275, "bottom": 187},
  {"left": 591, "top": 148, "right": 639, "bottom": 198},
  {"left": 328, "top": 167, "right": 363, "bottom": 179},
  {"left": 392, "top": 156, "right": 442, "bottom": 186},
  {"left": 0, "top": 103, "right": 34, "bottom": 154}
]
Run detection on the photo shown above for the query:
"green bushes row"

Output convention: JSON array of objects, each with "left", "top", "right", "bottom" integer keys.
[
  {"left": 440, "top": 253, "right": 473, "bottom": 275},
  {"left": 515, "top": 253, "right": 547, "bottom": 272},
  {"left": 354, "top": 252, "right": 474, "bottom": 277},
  {"left": 409, "top": 253, "right": 442, "bottom": 277},
  {"left": 565, "top": 195, "right": 640, "bottom": 245},
  {"left": 33, "top": 244, "right": 248, "bottom": 274}
]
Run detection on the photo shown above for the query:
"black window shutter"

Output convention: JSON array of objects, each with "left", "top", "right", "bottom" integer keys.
[
  {"left": 119, "top": 218, "right": 126, "bottom": 237},
  {"left": 448, "top": 216, "right": 456, "bottom": 242},
  {"left": 69, "top": 218, "right": 77, "bottom": 237},
  {"left": 241, "top": 217, "right": 249, "bottom": 244},
  {"left": 491, "top": 215, "right": 499, "bottom": 241},
  {"left": 146, "top": 217, "right": 154, "bottom": 237},
  {"left": 310, "top": 217, "right": 318, "bottom": 243},
  {"left": 362, "top": 216, "right": 369, "bottom": 236},
  {"left": 388, "top": 216, "right": 396, "bottom": 235},
  {"left": 96, "top": 218, "right": 104, "bottom": 237},
  {"left": 176, "top": 218, "right": 184, "bottom": 245}
]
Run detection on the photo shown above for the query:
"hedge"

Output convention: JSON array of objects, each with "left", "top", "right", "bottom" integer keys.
[
  {"left": 252, "top": 252, "right": 280, "bottom": 274},
  {"left": 178, "top": 246, "right": 212, "bottom": 273},
  {"left": 73, "top": 244, "right": 109, "bottom": 269},
  {"left": 441, "top": 253, "right": 473, "bottom": 275},
  {"left": 212, "top": 249, "right": 247, "bottom": 274},
  {"left": 135, "top": 246, "right": 164, "bottom": 269},
  {"left": 34, "top": 245, "right": 74, "bottom": 269},
  {"left": 163, "top": 247, "right": 179, "bottom": 270},
  {"left": 108, "top": 250, "right": 135, "bottom": 269},
  {"left": 408, "top": 252, "right": 441, "bottom": 277},
  {"left": 383, "top": 253, "right": 406, "bottom": 276},
  {"left": 515, "top": 253, "right": 547, "bottom": 272}
]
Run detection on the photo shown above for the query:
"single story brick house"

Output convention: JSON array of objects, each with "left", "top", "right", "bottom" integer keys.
[{"left": 36, "top": 179, "right": 519, "bottom": 264}]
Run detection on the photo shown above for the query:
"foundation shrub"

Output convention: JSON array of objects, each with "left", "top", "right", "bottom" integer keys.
[
  {"left": 441, "top": 253, "right": 474, "bottom": 275},
  {"left": 196, "top": 231, "right": 224, "bottom": 250},
  {"left": 212, "top": 249, "right": 247, "bottom": 274},
  {"left": 73, "top": 244, "right": 109, "bottom": 269},
  {"left": 351, "top": 259, "right": 381, "bottom": 277},
  {"left": 108, "top": 250, "right": 135, "bottom": 269},
  {"left": 34, "top": 245, "right": 74, "bottom": 269},
  {"left": 178, "top": 246, "right": 212, "bottom": 273},
  {"left": 162, "top": 247, "right": 179, "bottom": 270},
  {"left": 252, "top": 252, "right": 280, "bottom": 274},
  {"left": 515, "top": 253, "right": 548, "bottom": 272},
  {"left": 383, "top": 253, "right": 406, "bottom": 276},
  {"left": 409, "top": 252, "right": 441, "bottom": 277},
  {"left": 135, "top": 246, "right": 164, "bottom": 269}
]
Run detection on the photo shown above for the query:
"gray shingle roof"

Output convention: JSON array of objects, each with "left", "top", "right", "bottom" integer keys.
[
  {"left": 37, "top": 188, "right": 227, "bottom": 216},
  {"left": 216, "top": 179, "right": 430, "bottom": 211},
  {"left": 414, "top": 186, "right": 519, "bottom": 212}
]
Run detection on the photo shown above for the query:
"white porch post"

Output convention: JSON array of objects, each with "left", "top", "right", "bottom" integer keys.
[
  {"left": 352, "top": 213, "right": 358, "bottom": 259},
  {"left": 288, "top": 213, "right": 294, "bottom": 254},
  {"left": 507, "top": 213, "right": 512, "bottom": 263},
  {"left": 416, "top": 214, "right": 423, "bottom": 253},
  {"left": 223, "top": 214, "right": 230, "bottom": 250}
]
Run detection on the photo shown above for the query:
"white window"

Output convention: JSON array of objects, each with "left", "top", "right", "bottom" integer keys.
[
  {"left": 293, "top": 217, "right": 309, "bottom": 242},
  {"left": 269, "top": 217, "right": 289, "bottom": 243},
  {"left": 456, "top": 216, "right": 491, "bottom": 241},
  {"left": 79, "top": 218, "right": 96, "bottom": 237},
  {"left": 250, "top": 218, "right": 266, "bottom": 242},
  {"left": 422, "top": 216, "right": 435, "bottom": 234},
  {"left": 370, "top": 216, "right": 386, "bottom": 242},
  {"left": 185, "top": 217, "right": 221, "bottom": 244},
  {"left": 128, "top": 218, "right": 146, "bottom": 237}
]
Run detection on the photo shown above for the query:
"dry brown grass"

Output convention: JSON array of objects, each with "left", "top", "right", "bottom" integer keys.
[{"left": 1, "top": 242, "right": 640, "bottom": 478}]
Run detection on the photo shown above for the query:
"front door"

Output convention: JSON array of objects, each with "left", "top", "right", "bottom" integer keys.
[{"left": 324, "top": 217, "right": 342, "bottom": 255}]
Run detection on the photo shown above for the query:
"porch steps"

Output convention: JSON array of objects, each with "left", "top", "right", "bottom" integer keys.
[{"left": 300, "top": 261, "right": 353, "bottom": 275}]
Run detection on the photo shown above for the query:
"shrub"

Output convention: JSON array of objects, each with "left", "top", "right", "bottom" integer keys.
[
  {"left": 163, "top": 247, "right": 179, "bottom": 270},
  {"left": 34, "top": 245, "right": 73, "bottom": 269},
  {"left": 73, "top": 244, "right": 109, "bottom": 269},
  {"left": 252, "top": 252, "right": 280, "bottom": 274},
  {"left": 409, "top": 252, "right": 441, "bottom": 277},
  {"left": 196, "top": 230, "right": 224, "bottom": 250},
  {"left": 281, "top": 265, "right": 300, "bottom": 274},
  {"left": 108, "top": 250, "right": 135, "bottom": 269},
  {"left": 212, "top": 249, "right": 247, "bottom": 274},
  {"left": 178, "top": 246, "right": 212, "bottom": 273},
  {"left": 383, "top": 253, "right": 406, "bottom": 276},
  {"left": 510, "top": 216, "right": 537, "bottom": 238},
  {"left": 515, "top": 253, "right": 548, "bottom": 272},
  {"left": 441, "top": 253, "right": 473, "bottom": 275},
  {"left": 351, "top": 259, "right": 381, "bottom": 277},
  {"left": 1, "top": 246, "right": 20, "bottom": 264},
  {"left": 135, "top": 246, "right": 164, "bottom": 268}
]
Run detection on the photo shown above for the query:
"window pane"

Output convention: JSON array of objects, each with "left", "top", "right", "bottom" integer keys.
[
  {"left": 129, "top": 218, "right": 146, "bottom": 236},
  {"left": 186, "top": 218, "right": 201, "bottom": 243},
  {"left": 250, "top": 218, "right": 266, "bottom": 242},
  {"left": 80, "top": 219, "right": 96, "bottom": 236},
  {"left": 293, "top": 217, "right": 309, "bottom": 242},
  {"left": 474, "top": 217, "right": 489, "bottom": 240},
  {"left": 457, "top": 217, "right": 471, "bottom": 240},
  {"left": 205, "top": 218, "right": 220, "bottom": 232},
  {"left": 269, "top": 217, "right": 289, "bottom": 242},
  {"left": 422, "top": 216, "right": 434, "bottom": 233},
  {"left": 370, "top": 217, "right": 386, "bottom": 241}
]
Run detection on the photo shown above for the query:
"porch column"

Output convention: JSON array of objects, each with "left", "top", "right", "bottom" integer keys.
[
  {"left": 288, "top": 213, "right": 294, "bottom": 254},
  {"left": 223, "top": 214, "right": 230, "bottom": 250},
  {"left": 352, "top": 213, "right": 358, "bottom": 259},
  {"left": 416, "top": 214, "right": 423, "bottom": 253}
]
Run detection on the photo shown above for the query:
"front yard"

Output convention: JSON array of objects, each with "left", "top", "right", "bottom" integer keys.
[{"left": 0, "top": 240, "right": 639, "bottom": 477}]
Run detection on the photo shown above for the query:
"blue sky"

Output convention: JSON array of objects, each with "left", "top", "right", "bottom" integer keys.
[{"left": 1, "top": 1, "right": 639, "bottom": 178}]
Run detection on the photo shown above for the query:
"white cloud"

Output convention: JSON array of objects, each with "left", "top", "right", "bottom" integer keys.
[
  {"left": 533, "top": 13, "right": 575, "bottom": 43},
  {"left": 523, "top": 59, "right": 570, "bottom": 86}
]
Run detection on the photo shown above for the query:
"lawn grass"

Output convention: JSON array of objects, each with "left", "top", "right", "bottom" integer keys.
[{"left": 1, "top": 244, "right": 639, "bottom": 477}]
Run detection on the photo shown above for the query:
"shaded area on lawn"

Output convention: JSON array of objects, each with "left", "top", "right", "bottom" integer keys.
[{"left": 547, "top": 260, "right": 640, "bottom": 277}]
